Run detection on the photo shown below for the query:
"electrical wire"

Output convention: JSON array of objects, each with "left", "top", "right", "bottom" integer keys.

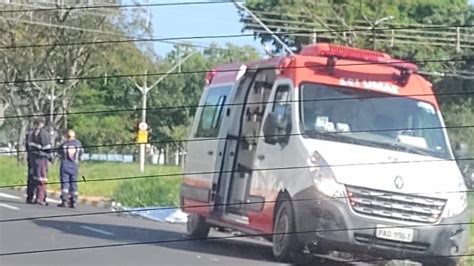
[
  {"left": 0, "top": 2, "right": 472, "bottom": 261},
  {"left": 248, "top": 8, "right": 471, "bottom": 30},
  {"left": 1, "top": 57, "right": 471, "bottom": 85},
  {"left": 1, "top": 124, "right": 473, "bottom": 155},
  {"left": 1, "top": 24, "right": 473, "bottom": 50},
  {"left": 0, "top": 224, "right": 472, "bottom": 260},
  {"left": 1, "top": 186, "right": 472, "bottom": 223},
  {"left": 1, "top": 156, "right": 472, "bottom": 190},
  {"left": 0, "top": 0, "right": 240, "bottom": 14},
  {"left": 2, "top": 89, "right": 473, "bottom": 121},
  {"left": 0, "top": 16, "right": 260, "bottom": 56}
]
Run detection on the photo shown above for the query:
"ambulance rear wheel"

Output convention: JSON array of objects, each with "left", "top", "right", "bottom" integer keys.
[
  {"left": 186, "top": 213, "right": 210, "bottom": 238},
  {"left": 272, "top": 200, "right": 303, "bottom": 263}
]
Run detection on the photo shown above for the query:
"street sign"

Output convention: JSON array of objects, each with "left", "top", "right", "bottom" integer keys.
[
  {"left": 137, "top": 129, "right": 148, "bottom": 144},
  {"left": 138, "top": 122, "right": 148, "bottom": 131}
]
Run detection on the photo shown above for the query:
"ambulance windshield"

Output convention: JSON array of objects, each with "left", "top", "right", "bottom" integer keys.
[{"left": 299, "top": 83, "right": 450, "bottom": 159}]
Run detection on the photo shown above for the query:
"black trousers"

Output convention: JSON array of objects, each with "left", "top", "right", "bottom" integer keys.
[{"left": 26, "top": 159, "right": 36, "bottom": 201}]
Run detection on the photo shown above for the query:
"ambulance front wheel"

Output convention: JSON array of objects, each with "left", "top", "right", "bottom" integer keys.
[
  {"left": 186, "top": 213, "right": 210, "bottom": 238},
  {"left": 272, "top": 199, "right": 305, "bottom": 263}
]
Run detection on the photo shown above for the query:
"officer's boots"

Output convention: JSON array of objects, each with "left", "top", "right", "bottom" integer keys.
[{"left": 69, "top": 198, "right": 77, "bottom": 209}]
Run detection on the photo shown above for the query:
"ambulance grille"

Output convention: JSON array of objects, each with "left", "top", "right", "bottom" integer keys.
[{"left": 345, "top": 185, "right": 446, "bottom": 224}]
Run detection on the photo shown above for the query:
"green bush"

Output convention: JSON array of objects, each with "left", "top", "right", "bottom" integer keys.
[
  {"left": 112, "top": 176, "right": 181, "bottom": 207},
  {"left": 441, "top": 99, "right": 474, "bottom": 158}
]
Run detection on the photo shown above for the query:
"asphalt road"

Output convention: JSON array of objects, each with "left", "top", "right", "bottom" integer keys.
[
  {"left": 0, "top": 189, "right": 292, "bottom": 266},
  {"left": 0, "top": 189, "right": 384, "bottom": 266}
]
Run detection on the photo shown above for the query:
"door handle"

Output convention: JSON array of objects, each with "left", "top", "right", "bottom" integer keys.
[
  {"left": 257, "top": 154, "right": 265, "bottom": 160},
  {"left": 208, "top": 151, "right": 214, "bottom": 155}
]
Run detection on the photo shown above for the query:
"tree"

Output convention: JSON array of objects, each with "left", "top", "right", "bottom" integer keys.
[
  {"left": 241, "top": 1, "right": 471, "bottom": 54},
  {"left": 0, "top": 1, "right": 150, "bottom": 161},
  {"left": 0, "top": 3, "right": 115, "bottom": 160}
]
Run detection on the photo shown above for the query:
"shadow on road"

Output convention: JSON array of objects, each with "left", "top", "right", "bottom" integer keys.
[{"left": 34, "top": 219, "right": 277, "bottom": 263}]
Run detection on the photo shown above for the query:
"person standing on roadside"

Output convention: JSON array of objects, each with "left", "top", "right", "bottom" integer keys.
[
  {"left": 25, "top": 120, "right": 36, "bottom": 204},
  {"left": 57, "top": 129, "right": 83, "bottom": 208},
  {"left": 28, "top": 117, "right": 52, "bottom": 205}
]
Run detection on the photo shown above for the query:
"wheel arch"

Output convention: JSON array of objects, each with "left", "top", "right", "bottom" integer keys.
[{"left": 272, "top": 189, "right": 293, "bottom": 229}]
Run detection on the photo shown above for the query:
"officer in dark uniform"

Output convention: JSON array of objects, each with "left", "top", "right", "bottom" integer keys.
[
  {"left": 57, "top": 129, "right": 83, "bottom": 208},
  {"left": 28, "top": 117, "right": 52, "bottom": 205},
  {"left": 25, "top": 121, "right": 36, "bottom": 204}
]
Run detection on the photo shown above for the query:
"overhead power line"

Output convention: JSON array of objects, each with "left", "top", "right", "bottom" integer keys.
[
  {"left": 0, "top": 16, "right": 264, "bottom": 59},
  {"left": 4, "top": 18, "right": 473, "bottom": 78},
  {"left": 1, "top": 124, "right": 472, "bottom": 155},
  {"left": 1, "top": 58, "right": 471, "bottom": 86},
  {"left": 1, "top": 16, "right": 471, "bottom": 79},
  {"left": 0, "top": 223, "right": 472, "bottom": 261},
  {"left": 0, "top": 0, "right": 240, "bottom": 14},
  {"left": 0, "top": 190, "right": 471, "bottom": 223},
  {"left": 2, "top": 89, "right": 474, "bottom": 121},
  {"left": 247, "top": 9, "right": 474, "bottom": 37},
  {"left": 1, "top": 24, "right": 473, "bottom": 50},
  {"left": 1, "top": 157, "right": 472, "bottom": 189}
]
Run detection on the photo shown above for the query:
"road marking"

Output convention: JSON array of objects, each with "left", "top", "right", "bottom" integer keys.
[
  {"left": 47, "top": 198, "right": 62, "bottom": 204},
  {"left": 0, "top": 203, "right": 20, "bottom": 210},
  {"left": 81, "top": 225, "right": 114, "bottom": 236},
  {"left": 0, "top": 192, "right": 21, "bottom": 200},
  {"left": 23, "top": 194, "right": 62, "bottom": 204}
]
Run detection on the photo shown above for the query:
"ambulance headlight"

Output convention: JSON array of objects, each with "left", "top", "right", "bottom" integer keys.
[
  {"left": 444, "top": 177, "right": 468, "bottom": 218},
  {"left": 308, "top": 151, "right": 345, "bottom": 200}
]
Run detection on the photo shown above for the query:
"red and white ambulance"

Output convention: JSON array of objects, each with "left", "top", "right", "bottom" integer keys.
[{"left": 180, "top": 43, "right": 469, "bottom": 265}]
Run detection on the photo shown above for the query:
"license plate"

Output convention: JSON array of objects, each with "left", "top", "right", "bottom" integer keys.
[{"left": 376, "top": 225, "right": 414, "bottom": 243}]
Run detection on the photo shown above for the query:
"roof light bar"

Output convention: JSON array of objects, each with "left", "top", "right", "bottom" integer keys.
[{"left": 300, "top": 43, "right": 418, "bottom": 73}]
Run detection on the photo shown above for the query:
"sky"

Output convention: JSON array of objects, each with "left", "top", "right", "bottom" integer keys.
[
  {"left": 150, "top": 0, "right": 260, "bottom": 56},
  {"left": 149, "top": 0, "right": 474, "bottom": 56}
]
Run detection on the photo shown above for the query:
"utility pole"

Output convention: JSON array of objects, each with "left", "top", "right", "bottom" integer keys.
[
  {"left": 132, "top": 51, "right": 197, "bottom": 173},
  {"left": 370, "top": 16, "right": 395, "bottom": 49},
  {"left": 232, "top": 1, "right": 294, "bottom": 55}
]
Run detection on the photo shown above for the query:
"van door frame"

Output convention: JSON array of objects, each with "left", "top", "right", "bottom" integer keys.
[
  {"left": 214, "top": 63, "right": 280, "bottom": 218},
  {"left": 210, "top": 70, "right": 258, "bottom": 216}
]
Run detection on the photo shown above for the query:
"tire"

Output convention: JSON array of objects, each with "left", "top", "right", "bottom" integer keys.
[
  {"left": 186, "top": 213, "right": 210, "bottom": 238},
  {"left": 272, "top": 199, "right": 304, "bottom": 263}
]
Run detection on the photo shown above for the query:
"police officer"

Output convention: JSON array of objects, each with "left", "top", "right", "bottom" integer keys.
[
  {"left": 28, "top": 117, "right": 52, "bottom": 205},
  {"left": 57, "top": 129, "right": 83, "bottom": 208},
  {"left": 25, "top": 120, "right": 36, "bottom": 204}
]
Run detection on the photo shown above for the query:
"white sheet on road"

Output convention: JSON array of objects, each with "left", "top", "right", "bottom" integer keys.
[{"left": 115, "top": 205, "right": 188, "bottom": 224}]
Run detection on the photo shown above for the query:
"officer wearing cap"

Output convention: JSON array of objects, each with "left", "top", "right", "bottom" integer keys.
[
  {"left": 57, "top": 129, "right": 83, "bottom": 208},
  {"left": 28, "top": 117, "right": 52, "bottom": 205}
]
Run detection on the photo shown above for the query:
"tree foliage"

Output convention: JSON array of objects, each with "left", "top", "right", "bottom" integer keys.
[
  {"left": 67, "top": 43, "right": 260, "bottom": 154},
  {"left": 146, "top": 43, "right": 261, "bottom": 150}
]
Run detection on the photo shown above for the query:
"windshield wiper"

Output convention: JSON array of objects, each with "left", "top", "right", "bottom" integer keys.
[
  {"left": 305, "top": 130, "right": 364, "bottom": 145},
  {"left": 389, "top": 142, "right": 433, "bottom": 157}
]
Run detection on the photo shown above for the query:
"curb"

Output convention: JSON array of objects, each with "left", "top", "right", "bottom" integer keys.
[{"left": 10, "top": 186, "right": 112, "bottom": 209}]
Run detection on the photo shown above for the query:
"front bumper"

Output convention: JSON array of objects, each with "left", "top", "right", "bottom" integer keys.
[{"left": 292, "top": 187, "right": 470, "bottom": 264}]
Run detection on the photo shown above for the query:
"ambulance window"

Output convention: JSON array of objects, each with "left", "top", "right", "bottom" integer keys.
[
  {"left": 273, "top": 85, "right": 292, "bottom": 128},
  {"left": 195, "top": 86, "right": 230, "bottom": 138}
]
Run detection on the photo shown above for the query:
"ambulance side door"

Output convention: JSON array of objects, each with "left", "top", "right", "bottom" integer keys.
[
  {"left": 252, "top": 80, "right": 294, "bottom": 204},
  {"left": 182, "top": 85, "right": 232, "bottom": 212}
]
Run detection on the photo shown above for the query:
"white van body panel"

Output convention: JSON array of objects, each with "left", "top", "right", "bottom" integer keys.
[{"left": 300, "top": 138, "right": 464, "bottom": 199}]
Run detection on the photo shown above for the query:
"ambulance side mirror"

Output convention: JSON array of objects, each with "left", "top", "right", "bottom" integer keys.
[{"left": 263, "top": 112, "right": 288, "bottom": 145}]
